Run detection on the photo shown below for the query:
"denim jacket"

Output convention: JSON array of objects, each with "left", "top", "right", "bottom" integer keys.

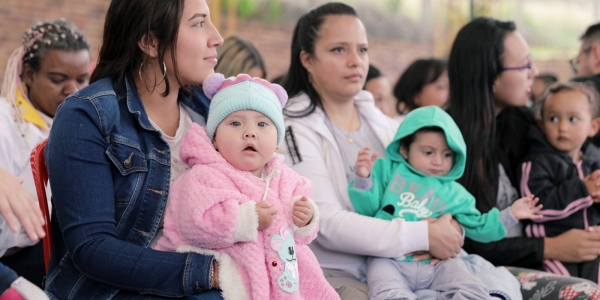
[{"left": 45, "top": 75, "right": 215, "bottom": 299}]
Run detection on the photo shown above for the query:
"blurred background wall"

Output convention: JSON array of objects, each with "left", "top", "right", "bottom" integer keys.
[{"left": 1, "top": 0, "right": 597, "bottom": 85}]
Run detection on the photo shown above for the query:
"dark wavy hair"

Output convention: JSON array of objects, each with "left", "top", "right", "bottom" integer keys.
[
  {"left": 448, "top": 17, "right": 516, "bottom": 212},
  {"left": 364, "top": 64, "right": 382, "bottom": 89},
  {"left": 283, "top": 2, "right": 358, "bottom": 118},
  {"left": 90, "top": 0, "right": 186, "bottom": 96},
  {"left": 393, "top": 58, "right": 447, "bottom": 113}
]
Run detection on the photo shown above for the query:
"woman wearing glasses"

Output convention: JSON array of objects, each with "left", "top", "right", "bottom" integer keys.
[{"left": 448, "top": 17, "right": 600, "bottom": 297}]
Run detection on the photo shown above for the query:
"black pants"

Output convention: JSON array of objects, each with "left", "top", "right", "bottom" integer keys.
[{"left": 0, "top": 241, "right": 45, "bottom": 288}]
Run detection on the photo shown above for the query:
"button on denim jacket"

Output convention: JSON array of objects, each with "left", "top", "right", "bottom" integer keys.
[{"left": 45, "top": 76, "right": 214, "bottom": 299}]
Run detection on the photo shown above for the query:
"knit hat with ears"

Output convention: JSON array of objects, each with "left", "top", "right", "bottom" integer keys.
[{"left": 203, "top": 73, "right": 288, "bottom": 146}]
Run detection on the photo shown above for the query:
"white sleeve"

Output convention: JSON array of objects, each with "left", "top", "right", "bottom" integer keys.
[
  {"left": 0, "top": 110, "right": 39, "bottom": 255},
  {"left": 281, "top": 120, "right": 428, "bottom": 258}
]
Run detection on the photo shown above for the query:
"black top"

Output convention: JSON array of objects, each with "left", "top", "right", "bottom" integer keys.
[
  {"left": 519, "top": 123, "right": 600, "bottom": 237},
  {"left": 463, "top": 106, "right": 545, "bottom": 268}
]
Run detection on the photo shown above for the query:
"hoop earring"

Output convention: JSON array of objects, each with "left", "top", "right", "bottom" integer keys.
[{"left": 139, "top": 61, "right": 167, "bottom": 89}]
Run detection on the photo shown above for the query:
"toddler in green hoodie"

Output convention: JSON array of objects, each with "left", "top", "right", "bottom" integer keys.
[{"left": 348, "top": 105, "right": 542, "bottom": 300}]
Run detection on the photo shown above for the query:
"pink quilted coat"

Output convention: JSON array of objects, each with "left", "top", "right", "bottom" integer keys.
[{"left": 156, "top": 123, "right": 339, "bottom": 300}]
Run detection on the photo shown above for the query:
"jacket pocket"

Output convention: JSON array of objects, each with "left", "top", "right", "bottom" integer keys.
[
  {"left": 106, "top": 137, "right": 148, "bottom": 209},
  {"left": 106, "top": 137, "right": 148, "bottom": 175}
]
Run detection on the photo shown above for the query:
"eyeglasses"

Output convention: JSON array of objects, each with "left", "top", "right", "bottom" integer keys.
[
  {"left": 570, "top": 46, "right": 592, "bottom": 73},
  {"left": 502, "top": 62, "right": 533, "bottom": 72}
]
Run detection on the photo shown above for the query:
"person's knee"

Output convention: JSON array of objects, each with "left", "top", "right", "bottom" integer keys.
[
  {"left": 325, "top": 277, "right": 368, "bottom": 300},
  {"left": 336, "top": 284, "right": 369, "bottom": 300}
]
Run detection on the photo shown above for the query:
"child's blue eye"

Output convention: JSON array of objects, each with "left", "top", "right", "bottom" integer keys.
[
  {"left": 570, "top": 117, "right": 579, "bottom": 122},
  {"left": 230, "top": 121, "right": 241, "bottom": 126},
  {"left": 549, "top": 116, "right": 559, "bottom": 123},
  {"left": 258, "top": 122, "right": 268, "bottom": 127}
]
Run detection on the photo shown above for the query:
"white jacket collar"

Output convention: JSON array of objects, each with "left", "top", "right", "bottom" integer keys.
[{"left": 285, "top": 91, "right": 396, "bottom": 146}]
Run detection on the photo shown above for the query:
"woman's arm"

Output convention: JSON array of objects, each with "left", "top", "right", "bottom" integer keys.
[
  {"left": 544, "top": 228, "right": 600, "bottom": 263},
  {"left": 466, "top": 228, "right": 600, "bottom": 268},
  {"left": 0, "top": 110, "right": 46, "bottom": 249},
  {"left": 281, "top": 122, "right": 461, "bottom": 258},
  {"left": 463, "top": 237, "right": 545, "bottom": 268},
  {"left": 47, "top": 98, "right": 212, "bottom": 296}
]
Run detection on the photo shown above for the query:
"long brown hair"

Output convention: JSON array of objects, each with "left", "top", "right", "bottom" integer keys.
[{"left": 90, "top": 0, "right": 187, "bottom": 96}]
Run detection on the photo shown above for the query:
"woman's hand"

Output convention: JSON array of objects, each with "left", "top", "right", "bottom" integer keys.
[
  {"left": 0, "top": 167, "right": 45, "bottom": 241},
  {"left": 427, "top": 213, "right": 463, "bottom": 260},
  {"left": 292, "top": 196, "right": 313, "bottom": 227},
  {"left": 212, "top": 260, "right": 220, "bottom": 290},
  {"left": 544, "top": 227, "right": 600, "bottom": 263}
]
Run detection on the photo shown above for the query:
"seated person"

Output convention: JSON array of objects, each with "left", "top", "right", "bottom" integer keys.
[
  {"left": 393, "top": 58, "right": 448, "bottom": 117},
  {"left": 519, "top": 82, "right": 600, "bottom": 282},
  {"left": 215, "top": 36, "right": 266, "bottom": 79},
  {"left": 0, "top": 19, "right": 90, "bottom": 287},
  {"left": 349, "top": 106, "right": 541, "bottom": 299},
  {"left": 155, "top": 74, "right": 338, "bottom": 299}
]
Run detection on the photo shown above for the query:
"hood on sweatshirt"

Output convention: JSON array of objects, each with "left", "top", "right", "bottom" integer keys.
[{"left": 385, "top": 105, "right": 466, "bottom": 181}]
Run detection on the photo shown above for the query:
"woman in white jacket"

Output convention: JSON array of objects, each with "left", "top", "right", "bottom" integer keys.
[
  {"left": 0, "top": 19, "right": 90, "bottom": 286},
  {"left": 278, "top": 3, "right": 463, "bottom": 299}
]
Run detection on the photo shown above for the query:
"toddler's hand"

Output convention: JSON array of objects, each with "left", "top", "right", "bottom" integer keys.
[
  {"left": 355, "top": 147, "right": 378, "bottom": 178},
  {"left": 256, "top": 201, "right": 277, "bottom": 230},
  {"left": 510, "top": 194, "right": 543, "bottom": 220},
  {"left": 584, "top": 170, "right": 600, "bottom": 202},
  {"left": 292, "top": 196, "right": 314, "bottom": 227}
]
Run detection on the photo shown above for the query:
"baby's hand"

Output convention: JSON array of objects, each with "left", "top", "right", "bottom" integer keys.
[
  {"left": 256, "top": 201, "right": 277, "bottom": 230},
  {"left": 355, "top": 147, "right": 378, "bottom": 178},
  {"left": 292, "top": 196, "right": 314, "bottom": 227},
  {"left": 510, "top": 194, "right": 543, "bottom": 220}
]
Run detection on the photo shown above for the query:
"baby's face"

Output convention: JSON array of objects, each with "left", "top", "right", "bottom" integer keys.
[
  {"left": 401, "top": 131, "right": 453, "bottom": 177},
  {"left": 542, "top": 90, "right": 596, "bottom": 159},
  {"left": 213, "top": 110, "right": 278, "bottom": 177}
]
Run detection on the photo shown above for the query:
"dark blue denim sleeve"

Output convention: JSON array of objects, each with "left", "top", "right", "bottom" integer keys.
[{"left": 46, "top": 97, "right": 213, "bottom": 296}]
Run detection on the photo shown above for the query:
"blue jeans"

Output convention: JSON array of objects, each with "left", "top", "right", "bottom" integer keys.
[
  {"left": 113, "top": 290, "right": 223, "bottom": 300},
  {"left": 0, "top": 262, "right": 17, "bottom": 293}
]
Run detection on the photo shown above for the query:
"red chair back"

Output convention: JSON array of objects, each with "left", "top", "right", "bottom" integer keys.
[{"left": 29, "top": 139, "right": 51, "bottom": 274}]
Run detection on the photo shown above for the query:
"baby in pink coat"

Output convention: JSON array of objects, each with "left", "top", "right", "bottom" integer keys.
[{"left": 155, "top": 73, "right": 338, "bottom": 300}]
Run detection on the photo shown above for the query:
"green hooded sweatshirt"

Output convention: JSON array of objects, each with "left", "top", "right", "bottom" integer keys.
[{"left": 348, "top": 106, "right": 507, "bottom": 244}]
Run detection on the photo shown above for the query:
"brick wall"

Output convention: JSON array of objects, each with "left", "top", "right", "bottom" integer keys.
[
  {"left": 0, "top": 1, "right": 573, "bottom": 88},
  {"left": 0, "top": 0, "right": 107, "bottom": 84},
  {"left": 221, "top": 21, "right": 435, "bottom": 85}
]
